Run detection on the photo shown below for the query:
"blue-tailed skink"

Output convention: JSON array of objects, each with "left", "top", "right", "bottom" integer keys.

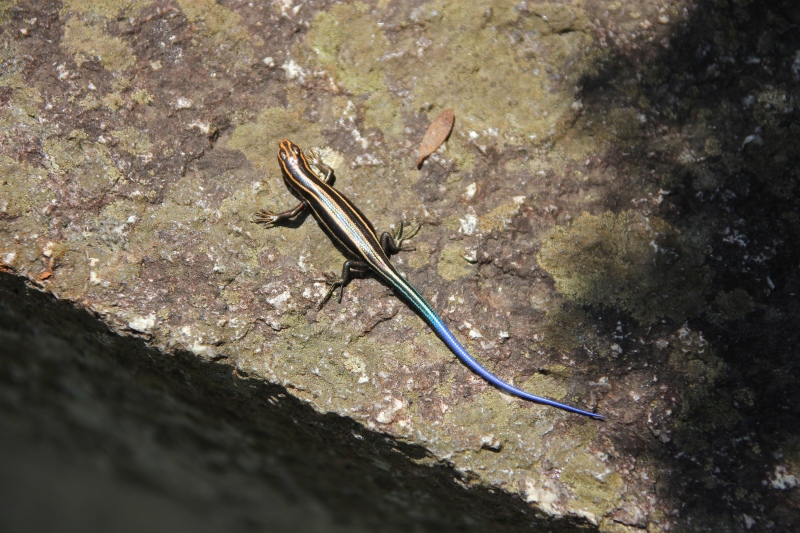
[{"left": 255, "top": 139, "right": 603, "bottom": 419}]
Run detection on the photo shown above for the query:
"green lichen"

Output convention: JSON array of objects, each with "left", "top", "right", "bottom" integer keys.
[
  {"left": 542, "top": 424, "right": 623, "bottom": 517},
  {"left": 440, "top": 213, "right": 464, "bottom": 234},
  {"left": 146, "top": 200, "right": 208, "bottom": 235},
  {"left": 111, "top": 127, "right": 153, "bottom": 156},
  {"left": 131, "top": 88, "right": 154, "bottom": 106},
  {"left": 363, "top": 92, "right": 405, "bottom": 143},
  {"left": 0, "top": 71, "right": 43, "bottom": 127},
  {"left": 560, "top": 104, "right": 649, "bottom": 162},
  {"left": 479, "top": 197, "right": 525, "bottom": 233},
  {"left": 441, "top": 389, "right": 513, "bottom": 432},
  {"left": 0, "top": 155, "right": 51, "bottom": 218},
  {"left": 667, "top": 328, "right": 740, "bottom": 455},
  {"left": 300, "top": 1, "right": 599, "bottom": 149},
  {"left": 406, "top": 241, "right": 433, "bottom": 270},
  {"left": 306, "top": 2, "right": 389, "bottom": 95},
  {"left": 228, "top": 97, "right": 338, "bottom": 171},
  {"left": 101, "top": 91, "right": 126, "bottom": 111},
  {"left": 538, "top": 211, "right": 711, "bottom": 325},
  {"left": 0, "top": 1, "right": 16, "bottom": 23},
  {"left": 176, "top": 0, "right": 261, "bottom": 67},
  {"left": 522, "top": 371, "right": 568, "bottom": 403},
  {"left": 539, "top": 303, "right": 611, "bottom": 356},
  {"left": 62, "top": 17, "right": 135, "bottom": 71},
  {"left": 61, "top": 0, "right": 150, "bottom": 19},
  {"left": 0, "top": 39, "right": 19, "bottom": 77},
  {"left": 407, "top": 1, "right": 594, "bottom": 144},
  {"left": 709, "top": 288, "right": 755, "bottom": 322},
  {"left": 111, "top": 77, "right": 131, "bottom": 92},
  {"left": 43, "top": 130, "right": 126, "bottom": 199},
  {"left": 78, "top": 94, "right": 100, "bottom": 110},
  {"left": 256, "top": 311, "right": 418, "bottom": 408},
  {"left": 99, "top": 198, "right": 146, "bottom": 224},
  {"left": 437, "top": 243, "right": 474, "bottom": 281},
  {"left": 560, "top": 449, "right": 624, "bottom": 514}
]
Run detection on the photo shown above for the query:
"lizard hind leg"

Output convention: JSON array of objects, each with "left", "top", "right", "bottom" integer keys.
[
  {"left": 381, "top": 221, "right": 422, "bottom": 255},
  {"left": 317, "top": 259, "right": 370, "bottom": 309}
]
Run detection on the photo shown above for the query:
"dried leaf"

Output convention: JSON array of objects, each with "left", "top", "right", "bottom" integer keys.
[{"left": 415, "top": 108, "right": 454, "bottom": 168}]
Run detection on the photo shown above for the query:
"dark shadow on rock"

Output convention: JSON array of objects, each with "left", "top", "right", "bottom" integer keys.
[
  {"left": 573, "top": 0, "right": 800, "bottom": 529},
  {"left": 0, "top": 272, "right": 596, "bottom": 533}
]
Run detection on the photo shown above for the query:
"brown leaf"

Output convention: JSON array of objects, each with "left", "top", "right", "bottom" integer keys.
[{"left": 415, "top": 108, "right": 454, "bottom": 168}]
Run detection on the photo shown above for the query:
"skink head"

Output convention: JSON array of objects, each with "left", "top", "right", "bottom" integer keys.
[
  {"left": 278, "top": 139, "right": 313, "bottom": 181},
  {"left": 278, "top": 138, "right": 303, "bottom": 164}
]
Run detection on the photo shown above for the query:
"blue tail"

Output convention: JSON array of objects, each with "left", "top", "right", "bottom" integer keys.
[
  {"left": 431, "top": 315, "right": 604, "bottom": 419},
  {"left": 383, "top": 270, "right": 604, "bottom": 419}
]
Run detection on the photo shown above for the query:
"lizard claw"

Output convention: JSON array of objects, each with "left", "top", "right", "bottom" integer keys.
[
  {"left": 394, "top": 221, "right": 421, "bottom": 251},
  {"left": 305, "top": 147, "right": 321, "bottom": 165},
  {"left": 253, "top": 209, "right": 279, "bottom": 226},
  {"left": 316, "top": 272, "right": 345, "bottom": 310}
]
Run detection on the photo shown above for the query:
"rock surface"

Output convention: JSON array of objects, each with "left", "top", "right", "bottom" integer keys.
[{"left": 1, "top": 1, "right": 799, "bottom": 531}]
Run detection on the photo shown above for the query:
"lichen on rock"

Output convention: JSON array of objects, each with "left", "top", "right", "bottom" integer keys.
[{"left": 538, "top": 210, "right": 711, "bottom": 325}]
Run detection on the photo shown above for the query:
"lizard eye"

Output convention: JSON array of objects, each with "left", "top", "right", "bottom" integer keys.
[{"left": 292, "top": 145, "right": 302, "bottom": 157}]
